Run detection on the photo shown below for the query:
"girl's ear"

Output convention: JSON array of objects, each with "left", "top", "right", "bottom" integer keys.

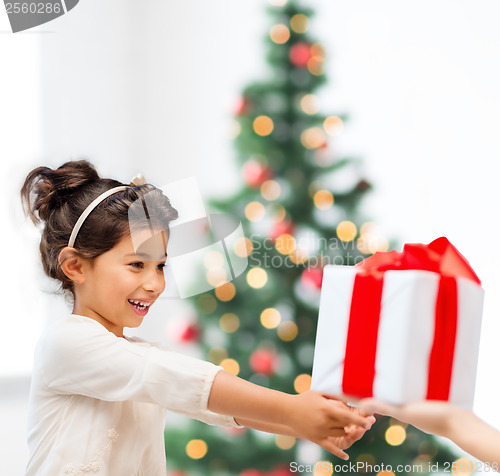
[{"left": 59, "top": 247, "right": 87, "bottom": 284}]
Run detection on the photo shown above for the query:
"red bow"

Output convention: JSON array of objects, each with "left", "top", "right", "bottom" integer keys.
[
  {"left": 342, "top": 237, "right": 480, "bottom": 400},
  {"left": 356, "top": 236, "right": 480, "bottom": 284}
]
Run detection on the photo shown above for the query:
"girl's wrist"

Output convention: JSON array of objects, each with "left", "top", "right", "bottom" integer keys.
[{"left": 279, "top": 393, "right": 299, "bottom": 430}]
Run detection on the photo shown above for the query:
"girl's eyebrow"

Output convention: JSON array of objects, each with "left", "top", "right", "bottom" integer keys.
[{"left": 124, "top": 252, "right": 168, "bottom": 260}]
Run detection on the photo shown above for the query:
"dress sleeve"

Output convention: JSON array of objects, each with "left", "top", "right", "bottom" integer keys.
[
  {"left": 174, "top": 407, "right": 242, "bottom": 428},
  {"left": 142, "top": 338, "right": 243, "bottom": 428},
  {"left": 38, "top": 318, "right": 237, "bottom": 424}
]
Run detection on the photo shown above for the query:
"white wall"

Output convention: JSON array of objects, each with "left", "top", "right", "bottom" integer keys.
[{"left": 1, "top": 0, "right": 500, "bottom": 473}]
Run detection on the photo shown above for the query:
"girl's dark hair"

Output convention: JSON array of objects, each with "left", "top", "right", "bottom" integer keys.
[{"left": 21, "top": 160, "right": 178, "bottom": 294}]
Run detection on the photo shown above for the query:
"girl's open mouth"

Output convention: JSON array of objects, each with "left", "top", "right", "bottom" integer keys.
[{"left": 128, "top": 299, "right": 152, "bottom": 315}]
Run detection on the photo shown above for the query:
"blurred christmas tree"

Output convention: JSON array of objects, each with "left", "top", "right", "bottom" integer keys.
[{"left": 165, "top": 1, "right": 459, "bottom": 475}]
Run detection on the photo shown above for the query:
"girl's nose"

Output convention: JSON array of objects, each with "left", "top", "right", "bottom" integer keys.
[{"left": 143, "top": 268, "right": 165, "bottom": 295}]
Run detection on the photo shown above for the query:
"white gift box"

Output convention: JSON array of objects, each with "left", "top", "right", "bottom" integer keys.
[{"left": 311, "top": 265, "right": 484, "bottom": 408}]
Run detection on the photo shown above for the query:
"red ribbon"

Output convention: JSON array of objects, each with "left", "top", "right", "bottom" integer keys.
[{"left": 341, "top": 237, "right": 480, "bottom": 399}]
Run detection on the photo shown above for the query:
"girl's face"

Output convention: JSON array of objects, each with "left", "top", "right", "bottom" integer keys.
[{"left": 73, "top": 229, "right": 167, "bottom": 337}]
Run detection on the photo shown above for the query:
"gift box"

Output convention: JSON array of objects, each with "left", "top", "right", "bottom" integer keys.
[{"left": 311, "top": 237, "right": 484, "bottom": 409}]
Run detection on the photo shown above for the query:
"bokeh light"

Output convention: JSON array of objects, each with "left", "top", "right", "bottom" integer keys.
[
  {"left": 186, "top": 439, "right": 208, "bottom": 459},
  {"left": 205, "top": 268, "right": 227, "bottom": 287},
  {"left": 270, "top": 24, "right": 290, "bottom": 44},
  {"left": 220, "top": 358, "right": 240, "bottom": 375},
  {"left": 307, "top": 43, "right": 325, "bottom": 76},
  {"left": 277, "top": 321, "right": 298, "bottom": 341},
  {"left": 313, "top": 461, "right": 333, "bottom": 476},
  {"left": 290, "top": 13, "right": 309, "bottom": 33},
  {"left": 336, "top": 220, "right": 357, "bottom": 242},
  {"left": 360, "top": 221, "right": 376, "bottom": 236},
  {"left": 260, "top": 307, "right": 282, "bottom": 329},
  {"left": 385, "top": 424, "right": 407, "bottom": 446},
  {"left": 253, "top": 115, "right": 274, "bottom": 136},
  {"left": 233, "top": 236, "right": 253, "bottom": 258},
  {"left": 245, "top": 201, "right": 266, "bottom": 222},
  {"left": 220, "top": 313, "right": 240, "bottom": 333},
  {"left": 301, "top": 127, "right": 326, "bottom": 149},
  {"left": 215, "top": 282, "right": 236, "bottom": 301},
  {"left": 313, "top": 189, "right": 334, "bottom": 210},
  {"left": 275, "top": 434, "right": 296, "bottom": 450},
  {"left": 294, "top": 373, "right": 311, "bottom": 393},
  {"left": 260, "top": 179, "right": 281, "bottom": 201},
  {"left": 451, "top": 457, "right": 474, "bottom": 476},
  {"left": 300, "top": 94, "right": 320, "bottom": 115},
  {"left": 358, "top": 221, "right": 389, "bottom": 253},
  {"left": 323, "top": 115, "right": 344, "bottom": 136},
  {"left": 247, "top": 267, "right": 268, "bottom": 288},
  {"left": 203, "top": 250, "right": 224, "bottom": 270},
  {"left": 275, "top": 233, "right": 296, "bottom": 255},
  {"left": 204, "top": 250, "right": 227, "bottom": 287}
]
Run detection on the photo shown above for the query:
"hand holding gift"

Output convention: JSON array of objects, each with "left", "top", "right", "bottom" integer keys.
[
  {"left": 311, "top": 237, "right": 484, "bottom": 408},
  {"left": 358, "top": 398, "right": 500, "bottom": 468}
]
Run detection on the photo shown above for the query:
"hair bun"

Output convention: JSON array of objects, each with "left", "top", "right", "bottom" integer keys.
[{"left": 21, "top": 160, "right": 100, "bottom": 224}]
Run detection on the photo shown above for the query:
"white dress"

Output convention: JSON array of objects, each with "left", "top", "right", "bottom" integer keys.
[{"left": 25, "top": 314, "right": 239, "bottom": 476}]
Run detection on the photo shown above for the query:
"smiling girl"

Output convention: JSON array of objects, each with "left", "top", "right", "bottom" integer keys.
[{"left": 21, "top": 160, "right": 374, "bottom": 476}]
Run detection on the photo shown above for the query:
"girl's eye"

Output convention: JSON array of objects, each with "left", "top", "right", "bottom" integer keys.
[
  {"left": 129, "top": 262, "right": 144, "bottom": 269},
  {"left": 157, "top": 263, "right": 166, "bottom": 271}
]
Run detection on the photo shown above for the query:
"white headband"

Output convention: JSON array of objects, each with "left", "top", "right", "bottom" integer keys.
[{"left": 67, "top": 174, "right": 146, "bottom": 248}]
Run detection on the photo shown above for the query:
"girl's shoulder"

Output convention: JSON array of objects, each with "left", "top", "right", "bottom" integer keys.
[
  {"left": 41, "top": 314, "right": 112, "bottom": 341},
  {"left": 35, "top": 314, "right": 116, "bottom": 357},
  {"left": 34, "top": 315, "right": 165, "bottom": 376},
  {"left": 38, "top": 314, "right": 164, "bottom": 351}
]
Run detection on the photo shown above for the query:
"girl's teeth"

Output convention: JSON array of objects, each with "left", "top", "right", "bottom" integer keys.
[{"left": 129, "top": 299, "right": 151, "bottom": 310}]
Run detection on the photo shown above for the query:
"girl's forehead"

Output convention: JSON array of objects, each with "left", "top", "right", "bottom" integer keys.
[{"left": 121, "top": 228, "right": 168, "bottom": 260}]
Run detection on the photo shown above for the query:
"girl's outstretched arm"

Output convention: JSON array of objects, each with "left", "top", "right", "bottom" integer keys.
[
  {"left": 359, "top": 399, "right": 500, "bottom": 468},
  {"left": 207, "top": 370, "right": 374, "bottom": 460}
]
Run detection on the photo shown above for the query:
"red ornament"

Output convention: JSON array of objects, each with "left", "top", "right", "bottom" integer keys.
[
  {"left": 301, "top": 267, "right": 323, "bottom": 290},
  {"left": 240, "top": 471, "right": 265, "bottom": 476},
  {"left": 289, "top": 42, "right": 311, "bottom": 68},
  {"left": 243, "top": 160, "right": 273, "bottom": 188},
  {"left": 179, "top": 322, "right": 200, "bottom": 342},
  {"left": 235, "top": 96, "right": 252, "bottom": 116},
  {"left": 249, "top": 348, "right": 276, "bottom": 376},
  {"left": 269, "top": 220, "right": 295, "bottom": 241}
]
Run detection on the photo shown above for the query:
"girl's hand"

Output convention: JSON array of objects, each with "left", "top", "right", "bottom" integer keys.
[{"left": 287, "top": 391, "right": 375, "bottom": 459}]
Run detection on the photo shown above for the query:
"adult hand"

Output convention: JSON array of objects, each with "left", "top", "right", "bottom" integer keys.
[{"left": 358, "top": 398, "right": 455, "bottom": 437}]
